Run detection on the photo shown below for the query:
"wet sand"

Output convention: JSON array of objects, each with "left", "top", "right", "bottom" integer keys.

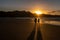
[{"left": 0, "top": 17, "right": 60, "bottom": 40}]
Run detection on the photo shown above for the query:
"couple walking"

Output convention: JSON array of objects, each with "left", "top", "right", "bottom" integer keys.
[{"left": 34, "top": 18, "right": 40, "bottom": 23}]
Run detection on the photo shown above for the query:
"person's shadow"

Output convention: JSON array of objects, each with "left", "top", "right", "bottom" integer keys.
[
  {"left": 37, "top": 22, "right": 42, "bottom": 40},
  {"left": 27, "top": 23, "right": 36, "bottom": 40}
]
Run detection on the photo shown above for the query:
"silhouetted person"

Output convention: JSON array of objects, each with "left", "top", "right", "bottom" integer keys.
[
  {"left": 38, "top": 18, "right": 40, "bottom": 23},
  {"left": 34, "top": 18, "right": 37, "bottom": 23}
]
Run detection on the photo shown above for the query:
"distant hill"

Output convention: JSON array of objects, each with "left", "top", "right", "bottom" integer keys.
[
  {"left": 0, "top": 10, "right": 60, "bottom": 18},
  {"left": 48, "top": 10, "right": 60, "bottom": 15},
  {"left": 0, "top": 11, "right": 34, "bottom": 17},
  {"left": 40, "top": 14, "right": 60, "bottom": 18}
]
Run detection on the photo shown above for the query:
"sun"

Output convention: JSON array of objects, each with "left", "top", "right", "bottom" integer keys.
[{"left": 35, "top": 10, "right": 42, "bottom": 15}]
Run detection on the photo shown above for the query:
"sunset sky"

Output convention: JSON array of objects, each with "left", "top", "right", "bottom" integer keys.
[{"left": 0, "top": 0, "right": 60, "bottom": 13}]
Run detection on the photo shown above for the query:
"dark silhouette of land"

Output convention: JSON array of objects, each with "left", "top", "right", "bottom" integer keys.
[
  {"left": 0, "top": 10, "right": 60, "bottom": 18},
  {"left": 0, "top": 10, "right": 34, "bottom": 17}
]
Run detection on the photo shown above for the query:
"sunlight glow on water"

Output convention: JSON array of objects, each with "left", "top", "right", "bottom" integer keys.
[
  {"left": 44, "top": 21, "right": 60, "bottom": 25},
  {"left": 40, "top": 18, "right": 60, "bottom": 26},
  {"left": 0, "top": 17, "right": 60, "bottom": 26}
]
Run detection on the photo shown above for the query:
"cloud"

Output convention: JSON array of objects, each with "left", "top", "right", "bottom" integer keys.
[{"left": 48, "top": 10, "right": 60, "bottom": 15}]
